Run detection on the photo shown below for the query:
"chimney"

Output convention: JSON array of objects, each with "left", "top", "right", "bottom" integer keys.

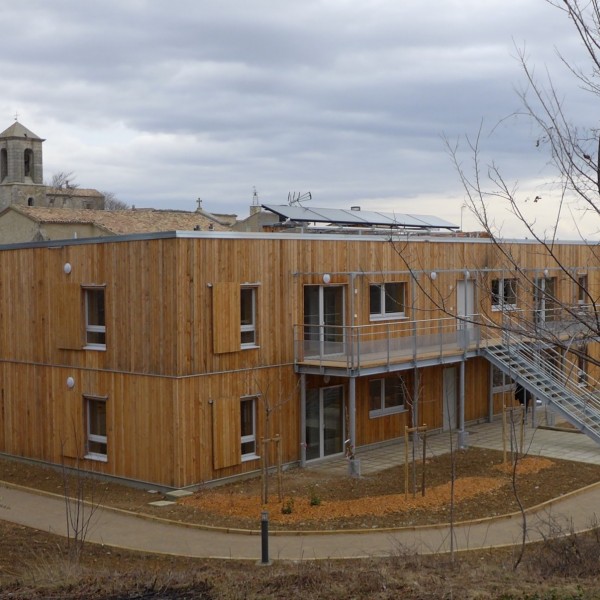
[{"left": 351, "top": 206, "right": 361, "bottom": 211}]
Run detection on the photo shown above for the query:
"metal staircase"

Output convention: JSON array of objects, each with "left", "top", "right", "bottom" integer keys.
[{"left": 482, "top": 332, "right": 600, "bottom": 446}]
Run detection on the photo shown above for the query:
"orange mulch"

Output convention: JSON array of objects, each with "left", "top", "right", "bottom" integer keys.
[
  {"left": 181, "top": 476, "right": 504, "bottom": 525},
  {"left": 180, "top": 456, "right": 556, "bottom": 526},
  {"left": 492, "top": 456, "right": 555, "bottom": 476}
]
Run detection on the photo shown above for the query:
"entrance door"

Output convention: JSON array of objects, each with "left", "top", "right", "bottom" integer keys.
[
  {"left": 305, "top": 386, "right": 344, "bottom": 460},
  {"left": 443, "top": 367, "right": 457, "bottom": 431},
  {"left": 304, "top": 285, "right": 345, "bottom": 357}
]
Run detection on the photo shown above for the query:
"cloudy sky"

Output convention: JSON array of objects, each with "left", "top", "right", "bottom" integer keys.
[{"left": 0, "top": 1, "right": 593, "bottom": 237}]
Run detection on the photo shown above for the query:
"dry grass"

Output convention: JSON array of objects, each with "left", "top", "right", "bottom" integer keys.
[{"left": 1, "top": 519, "right": 599, "bottom": 599}]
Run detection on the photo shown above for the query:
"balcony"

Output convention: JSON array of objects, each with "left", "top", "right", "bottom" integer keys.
[
  {"left": 294, "top": 306, "right": 598, "bottom": 377},
  {"left": 294, "top": 316, "right": 482, "bottom": 376}
]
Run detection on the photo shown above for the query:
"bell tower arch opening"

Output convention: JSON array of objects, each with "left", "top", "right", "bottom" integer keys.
[
  {"left": 24, "top": 148, "right": 33, "bottom": 179},
  {"left": 0, "top": 149, "right": 7, "bottom": 182}
]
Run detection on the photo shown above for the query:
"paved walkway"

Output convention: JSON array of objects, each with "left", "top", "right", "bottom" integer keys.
[{"left": 1, "top": 418, "right": 599, "bottom": 561}]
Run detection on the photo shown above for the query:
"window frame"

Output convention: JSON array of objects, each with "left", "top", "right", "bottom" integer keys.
[
  {"left": 491, "top": 364, "right": 514, "bottom": 393},
  {"left": 369, "top": 282, "right": 407, "bottom": 321},
  {"left": 240, "top": 395, "right": 259, "bottom": 461},
  {"left": 491, "top": 278, "right": 517, "bottom": 311},
  {"left": 240, "top": 286, "right": 258, "bottom": 348},
  {"left": 84, "top": 286, "right": 106, "bottom": 350},
  {"left": 85, "top": 395, "right": 108, "bottom": 462},
  {"left": 368, "top": 377, "right": 407, "bottom": 418}
]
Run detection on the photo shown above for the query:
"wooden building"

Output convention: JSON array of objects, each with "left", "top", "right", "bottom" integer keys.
[{"left": 0, "top": 227, "right": 598, "bottom": 489}]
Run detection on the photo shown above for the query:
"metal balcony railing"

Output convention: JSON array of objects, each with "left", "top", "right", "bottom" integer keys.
[
  {"left": 294, "top": 315, "right": 482, "bottom": 372},
  {"left": 293, "top": 304, "right": 598, "bottom": 374}
]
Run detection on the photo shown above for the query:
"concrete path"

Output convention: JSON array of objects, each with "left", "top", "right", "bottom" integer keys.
[
  {"left": 1, "top": 481, "right": 600, "bottom": 561},
  {"left": 2, "top": 419, "right": 599, "bottom": 561}
]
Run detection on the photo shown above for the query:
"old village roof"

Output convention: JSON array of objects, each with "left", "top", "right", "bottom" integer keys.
[
  {"left": 0, "top": 121, "right": 44, "bottom": 140},
  {"left": 5, "top": 206, "right": 231, "bottom": 234},
  {"left": 46, "top": 187, "right": 105, "bottom": 198}
]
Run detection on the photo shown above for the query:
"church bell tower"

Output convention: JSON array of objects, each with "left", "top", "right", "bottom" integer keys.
[{"left": 0, "top": 120, "right": 46, "bottom": 209}]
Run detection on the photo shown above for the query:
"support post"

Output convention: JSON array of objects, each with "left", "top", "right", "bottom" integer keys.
[
  {"left": 300, "top": 373, "right": 306, "bottom": 467},
  {"left": 349, "top": 376, "right": 356, "bottom": 454},
  {"left": 458, "top": 360, "right": 468, "bottom": 449},
  {"left": 488, "top": 362, "right": 494, "bottom": 423},
  {"left": 413, "top": 367, "right": 420, "bottom": 428}
]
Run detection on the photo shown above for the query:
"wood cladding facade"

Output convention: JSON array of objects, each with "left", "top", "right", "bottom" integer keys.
[{"left": 0, "top": 232, "right": 597, "bottom": 488}]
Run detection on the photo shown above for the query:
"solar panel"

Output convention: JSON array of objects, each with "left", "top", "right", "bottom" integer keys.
[{"left": 262, "top": 205, "right": 458, "bottom": 230}]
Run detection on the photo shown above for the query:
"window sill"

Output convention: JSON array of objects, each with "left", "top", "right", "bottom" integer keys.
[
  {"left": 240, "top": 344, "right": 260, "bottom": 350},
  {"left": 84, "top": 345, "right": 107, "bottom": 352},
  {"left": 369, "top": 407, "right": 407, "bottom": 419},
  {"left": 369, "top": 314, "right": 408, "bottom": 322},
  {"left": 85, "top": 453, "right": 107, "bottom": 463},
  {"left": 241, "top": 453, "right": 260, "bottom": 463}
]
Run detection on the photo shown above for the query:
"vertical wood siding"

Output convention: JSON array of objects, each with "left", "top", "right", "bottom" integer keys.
[{"left": 0, "top": 234, "right": 596, "bottom": 486}]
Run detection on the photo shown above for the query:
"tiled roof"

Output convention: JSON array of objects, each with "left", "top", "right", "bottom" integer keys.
[
  {"left": 8, "top": 206, "right": 231, "bottom": 234},
  {"left": 46, "top": 187, "right": 105, "bottom": 198},
  {"left": 0, "top": 121, "right": 43, "bottom": 140}
]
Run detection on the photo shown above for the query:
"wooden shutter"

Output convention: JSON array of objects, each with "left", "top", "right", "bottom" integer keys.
[
  {"left": 211, "top": 396, "right": 241, "bottom": 469},
  {"left": 53, "top": 283, "right": 83, "bottom": 350},
  {"left": 60, "top": 393, "right": 82, "bottom": 458},
  {"left": 212, "top": 283, "right": 240, "bottom": 354}
]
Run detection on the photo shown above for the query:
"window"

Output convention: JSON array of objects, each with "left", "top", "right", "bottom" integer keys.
[
  {"left": 491, "top": 278, "right": 517, "bottom": 311},
  {"left": 578, "top": 275, "right": 588, "bottom": 305},
  {"left": 492, "top": 364, "right": 514, "bottom": 392},
  {"left": 240, "top": 287, "right": 257, "bottom": 347},
  {"left": 241, "top": 396, "right": 258, "bottom": 460},
  {"left": 369, "top": 377, "right": 406, "bottom": 417},
  {"left": 369, "top": 282, "right": 406, "bottom": 319},
  {"left": 85, "top": 396, "right": 107, "bottom": 461},
  {"left": 84, "top": 287, "right": 106, "bottom": 348}
]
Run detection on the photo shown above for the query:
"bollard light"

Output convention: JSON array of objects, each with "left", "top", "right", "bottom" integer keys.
[{"left": 260, "top": 510, "right": 270, "bottom": 565}]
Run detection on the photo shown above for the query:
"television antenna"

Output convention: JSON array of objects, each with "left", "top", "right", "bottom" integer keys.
[{"left": 287, "top": 191, "right": 312, "bottom": 206}]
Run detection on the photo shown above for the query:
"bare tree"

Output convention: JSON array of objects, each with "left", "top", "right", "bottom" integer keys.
[
  {"left": 103, "top": 191, "right": 129, "bottom": 211},
  {"left": 438, "top": 1, "right": 600, "bottom": 565},
  {"left": 444, "top": 0, "right": 600, "bottom": 362},
  {"left": 49, "top": 171, "right": 79, "bottom": 189}
]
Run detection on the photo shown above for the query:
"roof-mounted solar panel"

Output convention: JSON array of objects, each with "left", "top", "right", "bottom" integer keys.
[{"left": 262, "top": 205, "right": 458, "bottom": 230}]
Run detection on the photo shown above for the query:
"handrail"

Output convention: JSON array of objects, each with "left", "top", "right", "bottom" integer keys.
[
  {"left": 294, "top": 314, "right": 482, "bottom": 371},
  {"left": 481, "top": 312, "right": 600, "bottom": 426}
]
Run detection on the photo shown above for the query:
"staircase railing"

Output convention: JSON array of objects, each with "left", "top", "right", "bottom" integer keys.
[{"left": 481, "top": 313, "right": 600, "bottom": 435}]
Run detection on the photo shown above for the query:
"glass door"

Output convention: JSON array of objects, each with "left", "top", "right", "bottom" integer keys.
[
  {"left": 303, "top": 285, "right": 345, "bottom": 357},
  {"left": 305, "top": 386, "right": 344, "bottom": 460},
  {"left": 534, "top": 277, "right": 556, "bottom": 326}
]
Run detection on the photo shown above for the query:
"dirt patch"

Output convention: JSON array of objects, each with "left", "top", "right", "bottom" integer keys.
[
  {"left": 180, "top": 454, "right": 563, "bottom": 529},
  {"left": 1, "top": 448, "right": 599, "bottom": 531}
]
